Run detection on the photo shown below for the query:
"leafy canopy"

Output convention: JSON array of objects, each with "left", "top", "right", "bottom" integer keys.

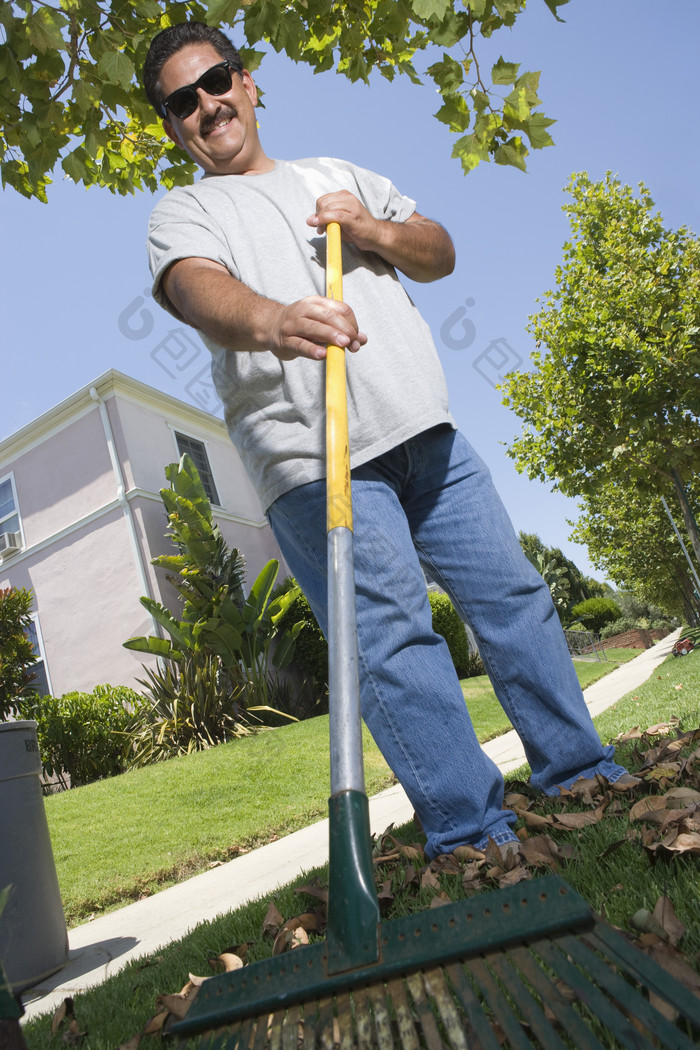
[
  {"left": 2, "top": 0, "right": 569, "bottom": 201},
  {"left": 502, "top": 172, "right": 700, "bottom": 503}
]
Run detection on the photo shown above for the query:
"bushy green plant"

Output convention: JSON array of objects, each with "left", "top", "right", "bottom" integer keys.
[
  {"left": 283, "top": 588, "right": 328, "bottom": 698},
  {"left": 20, "top": 685, "right": 142, "bottom": 787},
  {"left": 0, "top": 586, "right": 37, "bottom": 719},
  {"left": 570, "top": 597, "right": 622, "bottom": 634},
  {"left": 599, "top": 616, "right": 637, "bottom": 639},
  {"left": 124, "top": 456, "right": 301, "bottom": 743},
  {"left": 126, "top": 652, "right": 257, "bottom": 767},
  {"left": 459, "top": 649, "right": 486, "bottom": 679},
  {"left": 428, "top": 591, "right": 472, "bottom": 678}
]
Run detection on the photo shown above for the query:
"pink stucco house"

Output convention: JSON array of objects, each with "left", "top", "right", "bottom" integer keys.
[{"left": 0, "top": 371, "right": 288, "bottom": 698}]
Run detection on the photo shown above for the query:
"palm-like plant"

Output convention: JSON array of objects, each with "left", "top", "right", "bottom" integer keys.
[{"left": 124, "top": 455, "right": 302, "bottom": 761}]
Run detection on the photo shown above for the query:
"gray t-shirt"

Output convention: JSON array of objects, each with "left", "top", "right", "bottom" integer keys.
[{"left": 148, "top": 157, "right": 455, "bottom": 511}]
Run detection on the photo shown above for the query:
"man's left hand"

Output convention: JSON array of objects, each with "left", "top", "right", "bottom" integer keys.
[{"left": 307, "top": 190, "right": 378, "bottom": 253}]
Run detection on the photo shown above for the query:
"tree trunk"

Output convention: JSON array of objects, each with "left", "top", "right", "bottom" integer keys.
[
  {"left": 670, "top": 468, "right": 700, "bottom": 568},
  {"left": 672, "top": 565, "right": 700, "bottom": 626}
]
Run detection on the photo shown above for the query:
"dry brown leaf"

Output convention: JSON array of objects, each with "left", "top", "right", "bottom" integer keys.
[
  {"left": 429, "top": 892, "right": 452, "bottom": 908},
  {"left": 664, "top": 786, "right": 700, "bottom": 805},
  {"left": 645, "top": 720, "right": 680, "bottom": 736},
  {"left": 496, "top": 867, "right": 531, "bottom": 887},
  {"left": 377, "top": 879, "right": 395, "bottom": 913},
  {"left": 50, "top": 998, "right": 72, "bottom": 1037},
  {"left": 515, "top": 808, "right": 552, "bottom": 829},
  {"left": 155, "top": 994, "right": 192, "bottom": 1020},
  {"left": 187, "top": 973, "right": 209, "bottom": 987},
  {"left": 629, "top": 796, "right": 668, "bottom": 822},
  {"left": 663, "top": 831, "right": 700, "bottom": 854},
  {"left": 644, "top": 942, "right": 700, "bottom": 995},
  {"left": 461, "top": 861, "right": 483, "bottom": 887},
  {"left": 290, "top": 927, "right": 309, "bottom": 949},
  {"left": 61, "top": 1018, "right": 87, "bottom": 1047},
  {"left": 294, "top": 881, "right": 329, "bottom": 904},
  {"left": 143, "top": 1010, "right": 169, "bottom": 1035},
  {"left": 615, "top": 727, "right": 642, "bottom": 741},
  {"left": 551, "top": 803, "right": 606, "bottom": 830},
  {"left": 652, "top": 896, "right": 685, "bottom": 947},
  {"left": 262, "top": 901, "right": 284, "bottom": 937},
  {"left": 567, "top": 777, "right": 602, "bottom": 804},
  {"left": 209, "top": 952, "right": 244, "bottom": 973},
  {"left": 504, "top": 792, "right": 531, "bottom": 810},
  {"left": 520, "top": 835, "right": 561, "bottom": 868},
  {"left": 421, "top": 867, "right": 441, "bottom": 891},
  {"left": 431, "top": 853, "right": 462, "bottom": 875}
]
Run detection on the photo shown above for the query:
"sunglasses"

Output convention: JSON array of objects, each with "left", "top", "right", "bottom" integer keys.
[{"left": 161, "top": 60, "right": 237, "bottom": 120}]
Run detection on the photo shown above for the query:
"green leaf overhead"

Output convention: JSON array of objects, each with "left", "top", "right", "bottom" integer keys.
[{"left": 2, "top": 0, "right": 566, "bottom": 199}]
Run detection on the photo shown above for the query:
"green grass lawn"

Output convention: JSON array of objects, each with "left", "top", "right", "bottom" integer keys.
[
  {"left": 21, "top": 640, "right": 700, "bottom": 1050},
  {"left": 46, "top": 647, "right": 643, "bottom": 925}
]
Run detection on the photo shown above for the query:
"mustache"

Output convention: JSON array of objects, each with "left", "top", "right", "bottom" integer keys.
[{"left": 200, "top": 104, "right": 237, "bottom": 136}]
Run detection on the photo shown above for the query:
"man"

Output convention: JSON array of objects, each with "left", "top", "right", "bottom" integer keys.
[{"left": 143, "top": 22, "right": 634, "bottom": 860}]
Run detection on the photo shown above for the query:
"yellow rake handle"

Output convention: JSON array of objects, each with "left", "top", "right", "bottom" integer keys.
[{"left": 325, "top": 221, "right": 352, "bottom": 533}]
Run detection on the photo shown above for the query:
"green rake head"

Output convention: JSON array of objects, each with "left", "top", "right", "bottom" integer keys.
[{"left": 170, "top": 873, "right": 700, "bottom": 1049}]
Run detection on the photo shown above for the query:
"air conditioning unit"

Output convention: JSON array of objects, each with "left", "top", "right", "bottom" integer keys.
[{"left": 0, "top": 531, "right": 21, "bottom": 556}]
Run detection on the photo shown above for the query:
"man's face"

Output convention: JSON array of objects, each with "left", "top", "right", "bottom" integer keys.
[{"left": 159, "top": 43, "right": 270, "bottom": 175}]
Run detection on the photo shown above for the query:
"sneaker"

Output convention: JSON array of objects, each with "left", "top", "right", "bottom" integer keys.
[{"left": 611, "top": 772, "right": 642, "bottom": 792}]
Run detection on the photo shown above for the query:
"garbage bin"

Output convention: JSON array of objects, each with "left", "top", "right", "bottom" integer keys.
[{"left": 0, "top": 721, "right": 68, "bottom": 992}]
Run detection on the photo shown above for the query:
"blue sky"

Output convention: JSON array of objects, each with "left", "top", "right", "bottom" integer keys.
[{"left": 1, "top": 0, "right": 698, "bottom": 580}]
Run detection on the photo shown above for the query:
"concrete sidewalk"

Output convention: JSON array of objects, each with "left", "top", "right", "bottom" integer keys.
[{"left": 21, "top": 629, "right": 681, "bottom": 1022}]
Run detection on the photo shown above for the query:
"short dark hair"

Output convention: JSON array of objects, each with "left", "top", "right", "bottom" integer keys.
[{"left": 143, "top": 22, "right": 244, "bottom": 115}]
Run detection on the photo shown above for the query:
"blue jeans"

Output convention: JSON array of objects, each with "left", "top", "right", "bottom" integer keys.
[{"left": 267, "top": 425, "right": 626, "bottom": 857}]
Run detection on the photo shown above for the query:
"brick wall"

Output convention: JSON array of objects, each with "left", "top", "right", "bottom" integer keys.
[{"left": 598, "top": 627, "right": 670, "bottom": 651}]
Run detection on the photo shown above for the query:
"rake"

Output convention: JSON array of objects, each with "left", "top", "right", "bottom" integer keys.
[{"left": 171, "top": 223, "right": 700, "bottom": 1049}]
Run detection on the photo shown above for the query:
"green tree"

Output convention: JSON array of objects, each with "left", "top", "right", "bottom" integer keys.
[
  {"left": 2, "top": 0, "right": 569, "bottom": 201},
  {"left": 502, "top": 172, "right": 700, "bottom": 563},
  {"left": 0, "top": 586, "right": 37, "bottom": 719},
  {"left": 570, "top": 480, "right": 700, "bottom": 625}
]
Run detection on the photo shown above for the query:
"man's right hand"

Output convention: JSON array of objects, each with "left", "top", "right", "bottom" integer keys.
[
  {"left": 162, "top": 258, "right": 366, "bottom": 361},
  {"left": 271, "top": 295, "right": 367, "bottom": 361}
]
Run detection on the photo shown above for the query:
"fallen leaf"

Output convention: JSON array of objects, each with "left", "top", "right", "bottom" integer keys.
[
  {"left": 629, "top": 796, "right": 668, "bottom": 822},
  {"left": 520, "top": 835, "right": 561, "bottom": 869},
  {"left": 155, "top": 993, "right": 192, "bottom": 1020},
  {"left": 209, "top": 952, "right": 244, "bottom": 973},
  {"left": 262, "top": 901, "right": 284, "bottom": 937},
  {"left": 295, "top": 880, "right": 329, "bottom": 904},
  {"left": 644, "top": 942, "right": 700, "bottom": 995},
  {"left": 51, "top": 998, "right": 72, "bottom": 1037},
  {"left": 421, "top": 867, "right": 441, "bottom": 891},
  {"left": 551, "top": 803, "right": 606, "bottom": 830},
  {"left": 652, "top": 896, "right": 685, "bottom": 947},
  {"left": 429, "top": 892, "right": 452, "bottom": 908}
]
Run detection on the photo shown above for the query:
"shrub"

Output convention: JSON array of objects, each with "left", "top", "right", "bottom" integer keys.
[
  {"left": 125, "top": 652, "right": 258, "bottom": 767},
  {"left": 599, "top": 616, "right": 637, "bottom": 639},
  {"left": 21, "top": 685, "right": 143, "bottom": 787},
  {"left": 428, "top": 592, "right": 471, "bottom": 678},
  {"left": 0, "top": 586, "right": 37, "bottom": 719},
  {"left": 283, "top": 589, "right": 329, "bottom": 714},
  {"left": 569, "top": 597, "right": 622, "bottom": 634}
]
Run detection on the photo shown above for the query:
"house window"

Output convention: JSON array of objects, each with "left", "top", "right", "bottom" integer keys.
[
  {"left": 27, "top": 616, "right": 51, "bottom": 697},
  {"left": 174, "top": 433, "right": 220, "bottom": 506},
  {"left": 0, "top": 474, "right": 22, "bottom": 550}
]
